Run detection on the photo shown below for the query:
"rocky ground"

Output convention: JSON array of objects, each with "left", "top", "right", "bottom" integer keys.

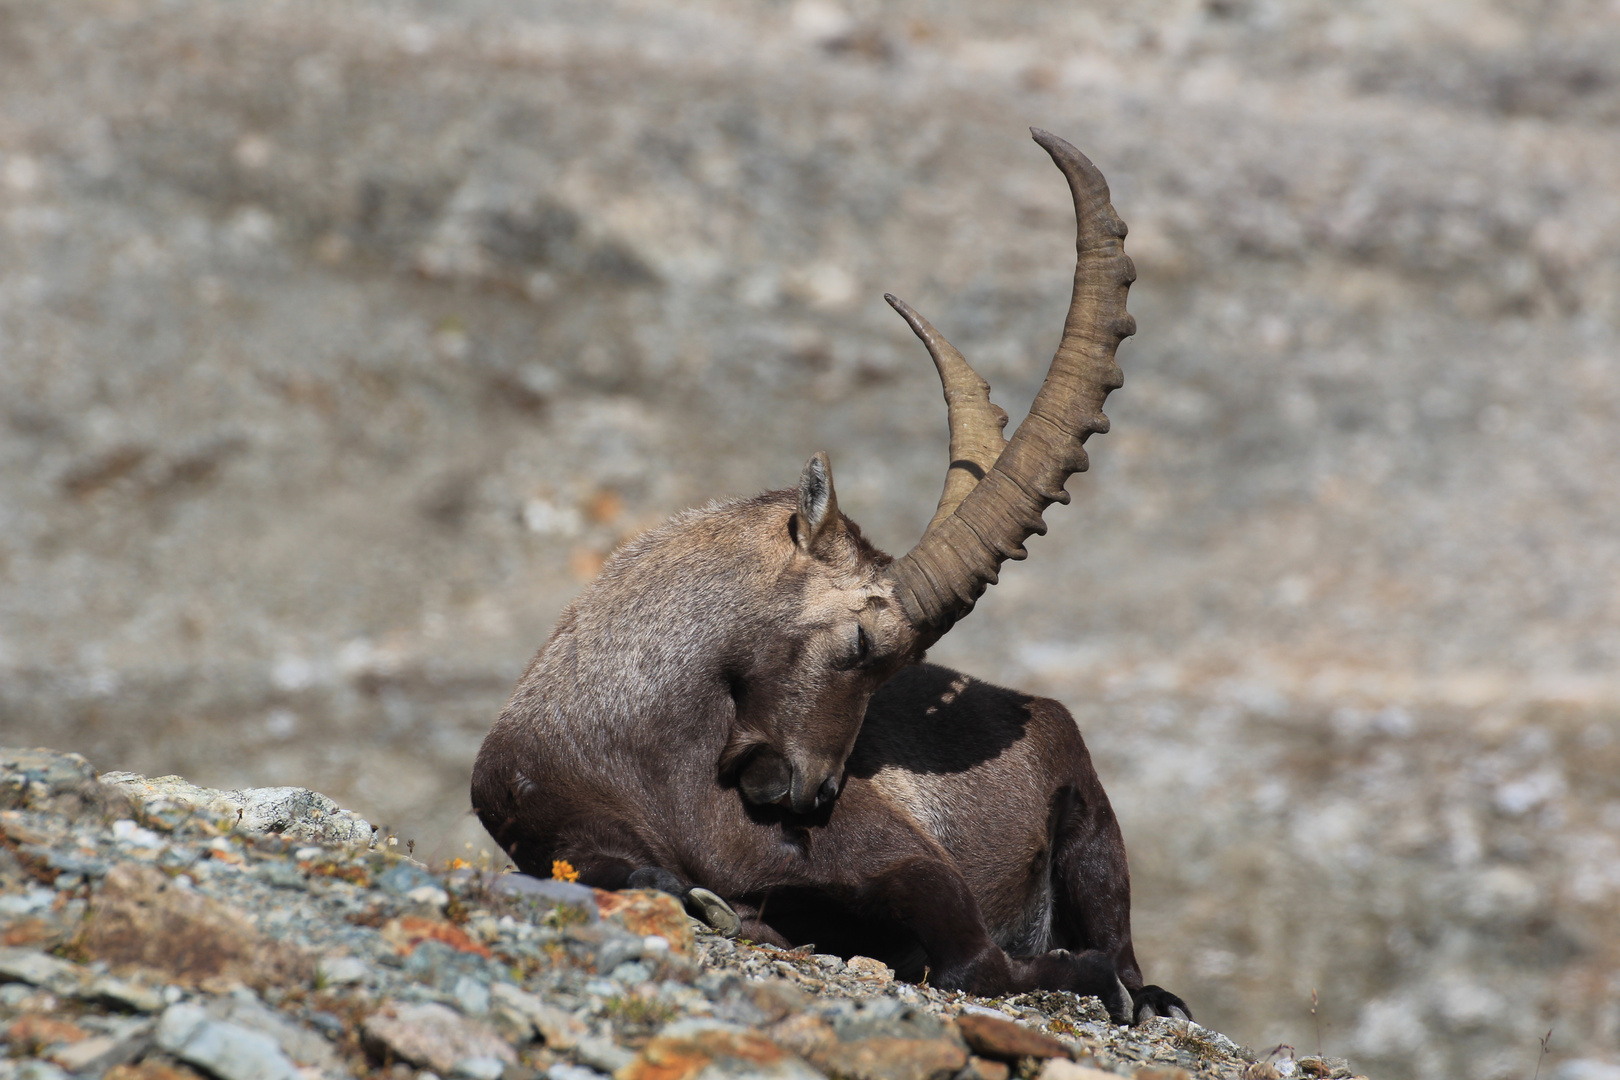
[{"left": 0, "top": 748, "right": 1353, "bottom": 1080}]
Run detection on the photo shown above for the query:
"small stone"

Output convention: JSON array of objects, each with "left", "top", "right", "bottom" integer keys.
[
  {"left": 8, "top": 1061, "right": 72, "bottom": 1080},
  {"left": 553, "top": 924, "right": 638, "bottom": 976},
  {"left": 808, "top": 1035, "right": 966, "bottom": 1080},
  {"left": 156, "top": 1001, "right": 301, "bottom": 1080},
  {"left": 451, "top": 1057, "right": 507, "bottom": 1080},
  {"left": 961, "top": 1056, "right": 1011, "bottom": 1080},
  {"left": 105, "top": 1064, "right": 208, "bottom": 1080},
  {"left": 362, "top": 1001, "right": 517, "bottom": 1075},
  {"left": 574, "top": 1035, "right": 636, "bottom": 1074},
  {"left": 5, "top": 1014, "right": 90, "bottom": 1051},
  {"left": 407, "top": 885, "right": 452, "bottom": 910},
  {"left": 736, "top": 978, "right": 809, "bottom": 1023},
  {"left": 1135, "top": 1069, "right": 1193, "bottom": 1080},
  {"left": 255, "top": 861, "right": 308, "bottom": 890},
  {"left": 611, "top": 961, "right": 652, "bottom": 984},
  {"left": 104, "top": 1065, "right": 207, "bottom": 1080},
  {"left": 845, "top": 956, "right": 894, "bottom": 984},
  {"left": 955, "top": 1013, "right": 1072, "bottom": 1061},
  {"left": 454, "top": 974, "right": 492, "bottom": 1016},
  {"left": 377, "top": 862, "right": 440, "bottom": 896},
  {"left": 0, "top": 946, "right": 87, "bottom": 995},
  {"left": 110, "top": 819, "right": 167, "bottom": 849},
  {"left": 545, "top": 1067, "right": 606, "bottom": 1080},
  {"left": 1041, "top": 1062, "right": 1126, "bottom": 1080},
  {"left": 619, "top": 1019, "right": 820, "bottom": 1080},
  {"left": 0, "top": 886, "right": 57, "bottom": 918},
  {"left": 489, "top": 982, "right": 588, "bottom": 1050},
  {"left": 767, "top": 1013, "right": 837, "bottom": 1059},
  {"left": 316, "top": 955, "right": 371, "bottom": 987},
  {"left": 88, "top": 974, "right": 167, "bottom": 1012},
  {"left": 47, "top": 1025, "right": 155, "bottom": 1075}
]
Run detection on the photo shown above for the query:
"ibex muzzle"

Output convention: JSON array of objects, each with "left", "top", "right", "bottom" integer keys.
[{"left": 472, "top": 130, "right": 1188, "bottom": 1022}]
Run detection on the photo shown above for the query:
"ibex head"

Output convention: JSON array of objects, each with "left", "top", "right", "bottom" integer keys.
[{"left": 726, "top": 128, "right": 1135, "bottom": 814}]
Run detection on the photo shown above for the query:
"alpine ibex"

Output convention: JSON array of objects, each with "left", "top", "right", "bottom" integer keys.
[{"left": 473, "top": 130, "right": 1189, "bottom": 1023}]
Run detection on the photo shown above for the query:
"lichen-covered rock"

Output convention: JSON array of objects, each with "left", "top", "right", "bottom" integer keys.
[
  {"left": 593, "top": 888, "right": 695, "bottom": 956},
  {"left": 98, "top": 773, "right": 374, "bottom": 847},
  {"left": 82, "top": 863, "right": 310, "bottom": 989},
  {"left": 621, "top": 1019, "right": 823, "bottom": 1080}
]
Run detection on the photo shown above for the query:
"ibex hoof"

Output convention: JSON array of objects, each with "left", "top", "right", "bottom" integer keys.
[
  {"left": 1131, "top": 984, "right": 1194, "bottom": 1024},
  {"left": 685, "top": 887, "right": 742, "bottom": 938}
]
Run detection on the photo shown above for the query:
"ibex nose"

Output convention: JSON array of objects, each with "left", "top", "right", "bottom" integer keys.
[{"left": 786, "top": 770, "right": 840, "bottom": 815}]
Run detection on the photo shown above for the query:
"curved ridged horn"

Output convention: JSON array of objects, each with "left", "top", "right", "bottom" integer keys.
[
  {"left": 884, "top": 293, "right": 1009, "bottom": 533},
  {"left": 885, "top": 129, "right": 1135, "bottom": 644}
]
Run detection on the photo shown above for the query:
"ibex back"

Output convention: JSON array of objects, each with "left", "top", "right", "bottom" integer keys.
[{"left": 473, "top": 130, "right": 1189, "bottom": 1024}]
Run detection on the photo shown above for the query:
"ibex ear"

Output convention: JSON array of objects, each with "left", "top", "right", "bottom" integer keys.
[{"left": 793, "top": 451, "right": 841, "bottom": 554}]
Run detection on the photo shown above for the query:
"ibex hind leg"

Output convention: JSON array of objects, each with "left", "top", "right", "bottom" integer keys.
[{"left": 1047, "top": 774, "right": 1192, "bottom": 1023}]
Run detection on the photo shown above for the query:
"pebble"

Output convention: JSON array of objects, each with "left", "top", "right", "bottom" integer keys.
[
  {"left": 488, "top": 983, "right": 588, "bottom": 1049},
  {"left": 546, "top": 1066, "right": 608, "bottom": 1080},
  {"left": 0, "top": 947, "right": 86, "bottom": 996},
  {"left": 316, "top": 955, "right": 371, "bottom": 987},
  {"left": 88, "top": 975, "right": 167, "bottom": 1013}
]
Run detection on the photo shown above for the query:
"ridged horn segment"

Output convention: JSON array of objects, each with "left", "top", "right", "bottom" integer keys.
[
  {"left": 885, "top": 129, "right": 1135, "bottom": 644},
  {"left": 884, "top": 293, "right": 1009, "bottom": 534}
]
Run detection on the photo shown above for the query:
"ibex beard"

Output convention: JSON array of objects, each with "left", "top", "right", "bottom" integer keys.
[{"left": 472, "top": 129, "right": 1191, "bottom": 1024}]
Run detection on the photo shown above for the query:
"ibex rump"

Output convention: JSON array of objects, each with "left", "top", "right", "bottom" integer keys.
[{"left": 473, "top": 130, "right": 1189, "bottom": 1024}]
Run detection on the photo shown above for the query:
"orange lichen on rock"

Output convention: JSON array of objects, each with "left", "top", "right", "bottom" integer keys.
[
  {"left": 380, "top": 915, "right": 493, "bottom": 958},
  {"left": 592, "top": 888, "right": 694, "bottom": 955}
]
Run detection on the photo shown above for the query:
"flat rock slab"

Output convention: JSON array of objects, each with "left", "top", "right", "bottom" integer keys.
[
  {"left": 156, "top": 1002, "right": 301, "bottom": 1080},
  {"left": 956, "top": 1013, "right": 1074, "bottom": 1061}
]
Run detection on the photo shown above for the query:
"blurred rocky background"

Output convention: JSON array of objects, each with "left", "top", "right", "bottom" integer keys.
[{"left": 3, "top": 1, "right": 1619, "bottom": 1077}]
